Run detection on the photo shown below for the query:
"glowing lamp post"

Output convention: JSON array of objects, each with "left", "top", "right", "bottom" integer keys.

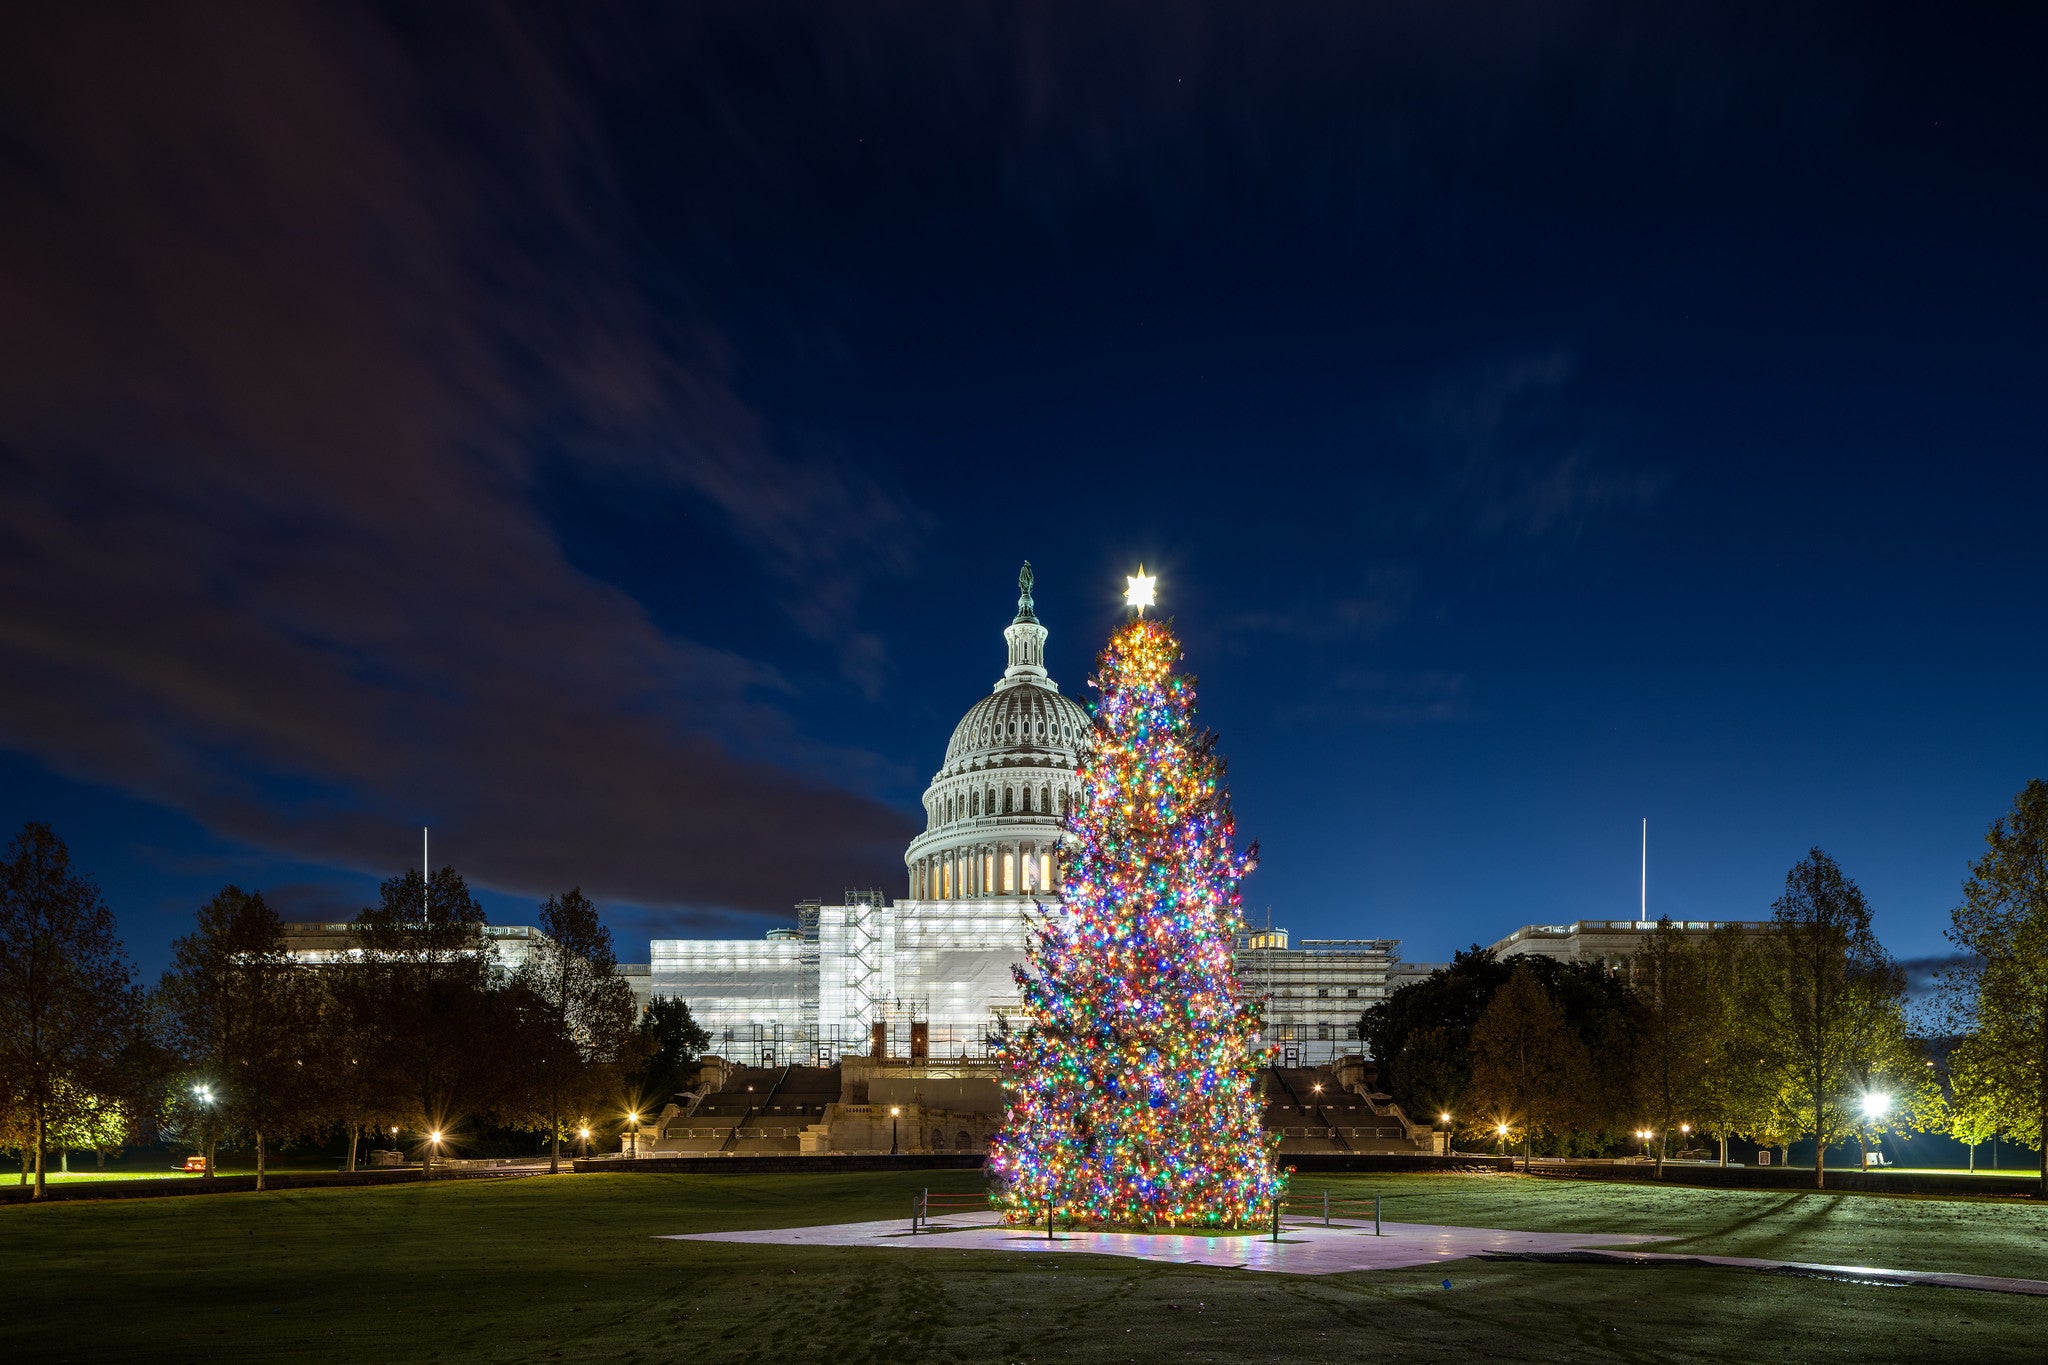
[
  {"left": 626, "top": 1112, "right": 641, "bottom": 1159},
  {"left": 577, "top": 1126, "right": 591, "bottom": 1160},
  {"left": 1861, "top": 1094, "right": 1890, "bottom": 1168},
  {"left": 192, "top": 1085, "right": 215, "bottom": 1176},
  {"left": 890, "top": 1106, "right": 901, "bottom": 1156}
]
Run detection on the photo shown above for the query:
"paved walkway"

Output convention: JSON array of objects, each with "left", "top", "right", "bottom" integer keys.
[
  {"left": 665, "top": 1214, "right": 2048, "bottom": 1297},
  {"left": 662, "top": 1214, "right": 1668, "bottom": 1275},
  {"left": 1488, "top": 1247, "right": 2048, "bottom": 1298}
]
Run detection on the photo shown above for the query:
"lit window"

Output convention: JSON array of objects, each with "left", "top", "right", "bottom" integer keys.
[
  {"left": 1003, "top": 851, "right": 1015, "bottom": 893},
  {"left": 1039, "top": 851, "right": 1051, "bottom": 890}
]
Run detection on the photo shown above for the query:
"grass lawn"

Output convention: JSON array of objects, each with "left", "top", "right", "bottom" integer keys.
[
  {"left": 5, "top": 1171, "right": 2047, "bottom": 1363},
  {"left": 6, "top": 1161, "right": 354, "bottom": 1185}
]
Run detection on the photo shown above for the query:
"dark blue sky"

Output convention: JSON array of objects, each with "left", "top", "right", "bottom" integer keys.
[{"left": 2, "top": 4, "right": 2042, "bottom": 982}]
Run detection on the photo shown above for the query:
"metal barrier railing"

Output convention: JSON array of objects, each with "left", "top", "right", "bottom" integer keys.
[
  {"left": 1275, "top": 1189, "right": 1383, "bottom": 1237},
  {"left": 911, "top": 1186, "right": 1458, "bottom": 1241},
  {"left": 911, "top": 1188, "right": 992, "bottom": 1233}
]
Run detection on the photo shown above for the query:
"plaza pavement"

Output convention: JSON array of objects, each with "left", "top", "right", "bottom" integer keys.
[{"left": 664, "top": 1213, "right": 2048, "bottom": 1296}]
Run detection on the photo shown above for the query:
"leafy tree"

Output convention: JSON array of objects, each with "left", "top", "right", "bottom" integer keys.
[
  {"left": 1938, "top": 778, "right": 2048, "bottom": 1194},
  {"left": 1690, "top": 926, "right": 1789, "bottom": 1164},
  {"left": 1632, "top": 920, "right": 1725, "bottom": 1172},
  {"left": 0, "top": 823, "right": 141, "bottom": 1199},
  {"left": 627, "top": 997, "right": 711, "bottom": 1112},
  {"left": 1361, "top": 948, "right": 1508, "bottom": 1118},
  {"left": 1465, "top": 962, "right": 1593, "bottom": 1169},
  {"left": 349, "top": 865, "right": 497, "bottom": 1178},
  {"left": 1842, "top": 997, "right": 1944, "bottom": 1166},
  {"left": 156, "top": 886, "right": 323, "bottom": 1189},
  {"left": 1363, "top": 946, "right": 1634, "bottom": 1145},
  {"left": 310, "top": 968, "right": 392, "bottom": 1173},
  {"left": 1390, "top": 1027, "right": 1465, "bottom": 1130},
  {"left": 509, "top": 888, "right": 637, "bottom": 1172},
  {"left": 1755, "top": 848, "right": 1896, "bottom": 1188},
  {"left": 47, "top": 1083, "right": 132, "bottom": 1171}
]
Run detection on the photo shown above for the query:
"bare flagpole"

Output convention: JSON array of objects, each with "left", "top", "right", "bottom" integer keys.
[
  {"left": 423, "top": 826, "right": 429, "bottom": 918},
  {"left": 1639, "top": 818, "right": 1647, "bottom": 923}
]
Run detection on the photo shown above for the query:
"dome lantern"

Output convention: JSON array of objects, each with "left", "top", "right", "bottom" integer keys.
[{"left": 1000, "top": 560, "right": 1049, "bottom": 687}]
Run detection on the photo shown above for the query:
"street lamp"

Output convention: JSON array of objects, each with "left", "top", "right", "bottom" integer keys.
[
  {"left": 626, "top": 1111, "right": 641, "bottom": 1159},
  {"left": 577, "top": 1126, "right": 591, "bottom": 1160},
  {"left": 1495, "top": 1122, "right": 1508, "bottom": 1157},
  {"left": 1861, "top": 1094, "right": 1891, "bottom": 1169},
  {"left": 890, "top": 1106, "right": 901, "bottom": 1155},
  {"left": 191, "top": 1085, "right": 216, "bottom": 1175}
]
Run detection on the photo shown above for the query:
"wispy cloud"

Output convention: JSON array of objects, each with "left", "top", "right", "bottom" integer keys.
[
  {"left": 1388, "top": 350, "right": 1668, "bottom": 540},
  {"left": 0, "top": 8, "right": 917, "bottom": 919},
  {"left": 1225, "top": 566, "right": 1418, "bottom": 642},
  {"left": 1282, "top": 670, "right": 1473, "bottom": 726}
]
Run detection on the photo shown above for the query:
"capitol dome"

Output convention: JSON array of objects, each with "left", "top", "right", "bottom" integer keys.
[{"left": 905, "top": 563, "right": 1091, "bottom": 902}]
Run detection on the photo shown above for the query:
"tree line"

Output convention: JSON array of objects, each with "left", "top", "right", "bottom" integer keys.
[
  {"left": 0, "top": 823, "right": 708, "bottom": 1200},
  {"left": 1362, "top": 779, "right": 2048, "bottom": 1193}
]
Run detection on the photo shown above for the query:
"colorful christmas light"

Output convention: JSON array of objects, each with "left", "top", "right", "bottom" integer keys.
[{"left": 989, "top": 608, "right": 1281, "bottom": 1228}]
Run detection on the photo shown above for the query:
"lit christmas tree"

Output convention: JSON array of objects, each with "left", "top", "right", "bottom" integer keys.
[{"left": 989, "top": 569, "right": 1281, "bottom": 1228}]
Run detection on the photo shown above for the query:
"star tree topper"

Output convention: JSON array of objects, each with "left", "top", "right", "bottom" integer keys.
[{"left": 1124, "top": 566, "right": 1156, "bottom": 615}]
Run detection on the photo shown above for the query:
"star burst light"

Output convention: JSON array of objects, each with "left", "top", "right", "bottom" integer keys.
[
  {"left": 988, "top": 609, "right": 1281, "bottom": 1229},
  {"left": 1123, "top": 566, "right": 1157, "bottom": 615}
]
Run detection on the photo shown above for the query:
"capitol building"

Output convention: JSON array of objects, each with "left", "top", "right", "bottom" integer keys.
[{"left": 649, "top": 565, "right": 1398, "bottom": 1067}]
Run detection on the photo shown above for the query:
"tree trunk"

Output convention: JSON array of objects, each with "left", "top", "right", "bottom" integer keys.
[
  {"left": 1654, "top": 1128, "right": 1666, "bottom": 1178},
  {"left": 255, "top": 1131, "right": 266, "bottom": 1192},
  {"left": 2038, "top": 1098, "right": 2047, "bottom": 1199},
  {"left": 1521, "top": 1135, "right": 1531, "bottom": 1173},
  {"left": 423, "top": 1131, "right": 434, "bottom": 1180},
  {"left": 205, "top": 1133, "right": 217, "bottom": 1180},
  {"left": 548, "top": 1072, "right": 562, "bottom": 1174},
  {"left": 346, "top": 1121, "right": 359, "bottom": 1173},
  {"left": 61, "top": 1149, "right": 68, "bottom": 1174},
  {"left": 32, "top": 1109, "right": 46, "bottom": 1201},
  {"left": 96, "top": 1147, "right": 105, "bottom": 1169},
  {"left": 1854, "top": 1129, "right": 1867, "bottom": 1171},
  {"left": 1719, "top": 1133, "right": 1727, "bottom": 1167}
]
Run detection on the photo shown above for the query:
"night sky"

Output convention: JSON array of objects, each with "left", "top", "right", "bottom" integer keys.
[{"left": 2, "top": 5, "right": 2042, "bottom": 983}]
